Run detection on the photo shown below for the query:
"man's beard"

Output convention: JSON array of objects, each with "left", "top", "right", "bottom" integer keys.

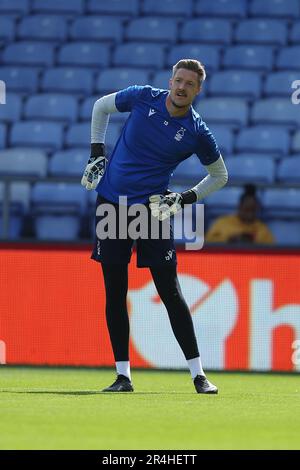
[{"left": 170, "top": 95, "right": 188, "bottom": 109}]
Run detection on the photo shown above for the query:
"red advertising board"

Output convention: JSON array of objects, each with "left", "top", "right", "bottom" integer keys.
[{"left": 0, "top": 246, "right": 299, "bottom": 372}]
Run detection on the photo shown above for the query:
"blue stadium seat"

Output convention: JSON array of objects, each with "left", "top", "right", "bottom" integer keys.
[
  {"left": 34, "top": 215, "right": 81, "bottom": 240},
  {"left": 3, "top": 42, "right": 54, "bottom": 66},
  {"left": 277, "top": 47, "right": 300, "bottom": 70},
  {"left": 49, "top": 148, "right": 86, "bottom": 177},
  {"left": 235, "top": 19, "right": 287, "bottom": 45},
  {"left": 234, "top": 151, "right": 281, "bottom": 161},
  {"left": 142, "top": 0, "right": 193, "bottom": 17},
  {"left": 262, "top": 188, "right": 300, "bottom": 219},
  {"left": 104, "top": 123, "right": 122, "bottom": 151},
  {"left": 0, "top": 124, "right": 6, "bottom": 148},
  {"left": 225, "top": 156, "right": 275, "bottom": 184},
  {"left": 0, "top": 0, "right": 29, "bottom": 15},
  {"left": 151, "top": 70, "right": 172, "bottom": 90},
  {"left": 0, "top": 212, "right": 24, "bottom": 239},
  {"left": 209, "top": 70, "right": 261, "bottom": 98},
  {"left": 223, "top": 46, "right": 274, "bottom": 71},
  {"left": 17, "top": 15, "right": 67, "bottom": 41},
  {"left": 277, "top": 157, "right": 300, "bottom": 183},
  {"left": 204, "top": 187, "right": 243, "bottom": 217},
  {"left": 268, "top": 220, "right": 300, "bottom": 246},
  {"left": 251, "top": 99, "right": 300, "bottom": 127},
  {"left": 70, "top": 16, "right": 123, "bottom": 42},
  {"left": 236, "top": 126, "right": 290, "bottom": 155},
  {"left": 96, "top": 68, "right": 150, "bottom": 94},
  {"left": 167, "top": 44, "right": 220, "bottom": 70},
  {"left": 206, "top": 125, "right": 234, "bottom": 154},
  {"left": 10, "top": 121, "right": 63, "bottom": 150},
  {"left": 180, "top": 19, "right": 232, "bottom": 44},
  {"left": 80, "top": 97, "right": 129, "bottom": 124},
  {"left": 292, "top": 131, "right": 300, "bottom": 153},
  {"left": 264, "top": 71, "right": 300, "bottom": 97},
  {"left": 1, "top": 67, "right": 39, "bottom": 93},
  {"left": 0, "top": 93, "right": 22, "bottom": 122},
  {"left": 32, "top": 182, "right": 86, "bottom": 214},
  {"left": 65, "top": 123, "right": 89, "bottom": 148},
  {"left": 172, "top": 154, "right": 207, "bottom": 184},
  {"left": 195, "top": 0, "right": 247, "bottom": 17},
  {"left": 58, "top": 43, "right": 110, "bottom": 68},
  {"left": 290, "top": 22, "right": 300, "bottom": 44},
  {"left": 24, "top": 94, "right": 78, "bottom": 122},
  {"left": 31, "top": 0, "right": 84, "bottom": 15},
  {"left": 87, "top": 0, "right": 139, "bottom": 16},
  {"left": 250, "top": 0, "right": 300, "bottom": 18},
  {"left": 113, "top": 43, "right": 164, "bottom": 69},
  {"left": 0, "top": 148, "right": 47, "bottom": 177},
  {"left": 0, "top": 181, "right": 31, "bottom": 213},
  {"left": 41, "top": 68, "right": 94, "bottom": 95},
  {"left": 0, "top": 17, "right": 15, "bottom": 41},
  {"left": 126, "top": 17, "right": 178, "bottom": 43},
  {"left": 195, "top": 98, "right": 248, "bottom": 127}
]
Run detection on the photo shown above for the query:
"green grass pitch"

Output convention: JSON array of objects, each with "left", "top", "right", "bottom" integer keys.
[{"left": 0, "top": 367, "right": 299, "bottom": 450}]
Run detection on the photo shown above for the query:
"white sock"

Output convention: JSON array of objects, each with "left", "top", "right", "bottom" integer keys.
[
  {"left": 116, "top": 361, "right": 131, "bottom": 380},
  {"left": 187, "top": 357, "right": 204, "bottom": 379}
]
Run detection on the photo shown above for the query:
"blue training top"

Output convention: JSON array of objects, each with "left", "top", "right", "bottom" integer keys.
[{"left": 96, "top": 85, "right": 221, "bottom": 204}]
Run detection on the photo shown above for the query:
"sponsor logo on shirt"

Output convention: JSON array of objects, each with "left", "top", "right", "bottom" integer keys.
[{"left": 148, "top": 108, "right": 156, "bottom": 117}]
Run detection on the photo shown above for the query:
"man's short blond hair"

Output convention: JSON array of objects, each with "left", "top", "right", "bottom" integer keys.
[{"left": 172, "top": 59, "right": 206, "bottom": 86}]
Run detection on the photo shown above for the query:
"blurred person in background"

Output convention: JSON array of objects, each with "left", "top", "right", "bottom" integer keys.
[{"left": 206, "top": 184, "right": 274, "bottom": 244}]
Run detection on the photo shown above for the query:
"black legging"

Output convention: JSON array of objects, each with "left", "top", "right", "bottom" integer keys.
[{"left": 101, "top": 263, "right": 199, "bottom": 362}]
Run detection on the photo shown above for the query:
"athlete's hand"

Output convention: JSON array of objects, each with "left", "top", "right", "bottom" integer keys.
[
  {"left": 81, "top": 144, "right": 107, "bottom": 190},
  {"left": 149, "top": 192, "right": 183, "bottom": 221}
]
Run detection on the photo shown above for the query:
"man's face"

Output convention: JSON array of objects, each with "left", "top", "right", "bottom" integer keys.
[
  {"left": 169, "top": 68, "right": 201, "bottom": 108},
  {"left": 238, "top": 197, "right": 258, "bottom": 224}
]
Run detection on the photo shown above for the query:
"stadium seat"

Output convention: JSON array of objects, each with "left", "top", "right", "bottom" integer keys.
[
  {"left": 223, "top": 46, "right": 274, "bottom": 71},
  {"left": 249, "top": 0, "right": 300, "bottom": 18},
  {"left": 204, "top": 187, "right": 243, "bottom": 217},
  {"left": 113, "top": 43, "right": 165, "bottom": 69},
  {"left": 0, "top": 212, "right": 24, "bottom": 239},
  {"left": 225, "top": 156, "right": 275, "bottom": 184},
  {"left": 142, "top": 0, "right": 193, "bottom": 17},
  {"left": 235, "top": 19, "right": 287, "bottom": 45},
  {"left": 262, "top": 188, "right": 300, "bottom": 218},
  {"left": 86, "top": 0, "right": 139, "bottom": 16},
  {"left": 167, "top": 45, "right": 220, "bottom": 70},
  {"left": 104, "top": 123, "right": 122, "bottom": 151},
  {"left": 292, "top": 131, "right": 300, "bottom": 153},
  {"left": 151, "top": 70, "right": 173, "bottom": 90},
  {"left": 195, "top": 0, "right": 247, "bottom": 17},
  {"left": 268, "top": 220, "right": 300, "bottom": 246},
  {"left": 0, "top": 17, "right": 15, "bottom": 41},
  {"left": 34, "top": 215, "right": 81, "bottom": 240},
  {"left": 32, "top": 182, "right": 86, "bottom": 214},
  {"left": 180, "top": 19, "right": 232, "bottom": 44},
  {"left": 290, "top": 22, "right": 300, "bottom": 44},
  {"left": 236, "top": 126, "right": 290, "bottom": 155},
  {"left": 80, "top": 97, "right": 130, "bottom": 124},
  {"left": 49, "top": 148, "right": 86, "bottom": 177},
  {"left": 0, "top": 181, "right": 31, "bottom": 213},
  {"left": 0, "top": 124, "right": 6, "bottom": 148},
  {"left": 17, "top": 15, "right": 67, "bottom": 41},
  {"left": 58, "top": 43, "right": 110, "bottom": 68},
  {"left": 3, "top": 42, "right": 54, "bottom": 66},
  {"left": 1, "top": 67, "right": 39, "bottom": 93},
  {"left": 96, "top": 69, "right": 150, "bottom": 94},
  {"left": 277, "top": 47, "right": 300, "bottom": 70},
  {"left": 233, "top": 151, "right": 281, "bottom": 161},
  {"left": 264, "top": 71, "right": 300, "bottom": 97},
  {"left": 195, "top": 98, "right": 248, "bottom": 127},
  {"left": 126, "top": 17, "right": 178, "bottom": 43},
  {"left": 70, "top": 16, "right": 123, "bottom": 42},
  {"left": 65, "top": 123, "right": 89, "bottom": 148},
  {"left": 41, "top": 68, "right": 94, "bottom": 95},
  {"left": 0, "top": 148, "right": 47, "bottom": 177},
  {"left": 252, "top": 99, "right": 300, "bottom": 128},
  {"left": 277, "top": 157, "right": 300, "bottom": 183},
  {"left": 31, "top": 0, "right": 84, "bottom": 15},
  {"left": 24, "top": 94, "right": 78, "bottom": 122},
  {"left": 0, "top": 0, "right": 30, "bottom": 15},
  {"left": 209, "top": 70, "right": 261, "bottom": 98},
  {"left": 10, "top": 121, "right": 63, "bottom": 150},
  {"left": 0, "top": 94, "right": 22, "bottom": 122},
  {"left": 206, "top": 125, "right": 234, "bottom": 154},
  {"left": 172, "top": 155, "right": 207, "bottom": 184}
]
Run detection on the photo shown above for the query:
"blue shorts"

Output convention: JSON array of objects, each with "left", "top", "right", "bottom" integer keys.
[{"left": 91, "top": 195, "right": 177, "bottom": 268}]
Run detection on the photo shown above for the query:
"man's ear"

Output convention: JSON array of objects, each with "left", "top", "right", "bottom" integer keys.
[{"left": 169, "top": 78, "right": 173, "bottom": 90}]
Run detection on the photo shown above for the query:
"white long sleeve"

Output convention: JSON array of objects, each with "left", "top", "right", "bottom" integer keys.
[
  {"left": 91, "top": 93, "right": 118, "bottom": 143},
  {"left": 191, "top": 155, "right": 228, "bottom": 201}
]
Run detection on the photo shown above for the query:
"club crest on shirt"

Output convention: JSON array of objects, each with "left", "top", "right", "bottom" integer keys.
[{"left": 174, "top": 127, "right": 186, "bottom": 141}]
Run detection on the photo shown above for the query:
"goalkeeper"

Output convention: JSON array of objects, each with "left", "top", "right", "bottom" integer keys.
[{"left": 81, "top": 59, "right": 228, "bottom": 394}]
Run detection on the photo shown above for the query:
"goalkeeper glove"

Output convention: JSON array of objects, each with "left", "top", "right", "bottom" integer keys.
[
  {"left": 149, "top": 190, "right": 197, "bottom": 221},
  {"left": 81, "top": 143, "right": 107, "bottom": 190}
]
